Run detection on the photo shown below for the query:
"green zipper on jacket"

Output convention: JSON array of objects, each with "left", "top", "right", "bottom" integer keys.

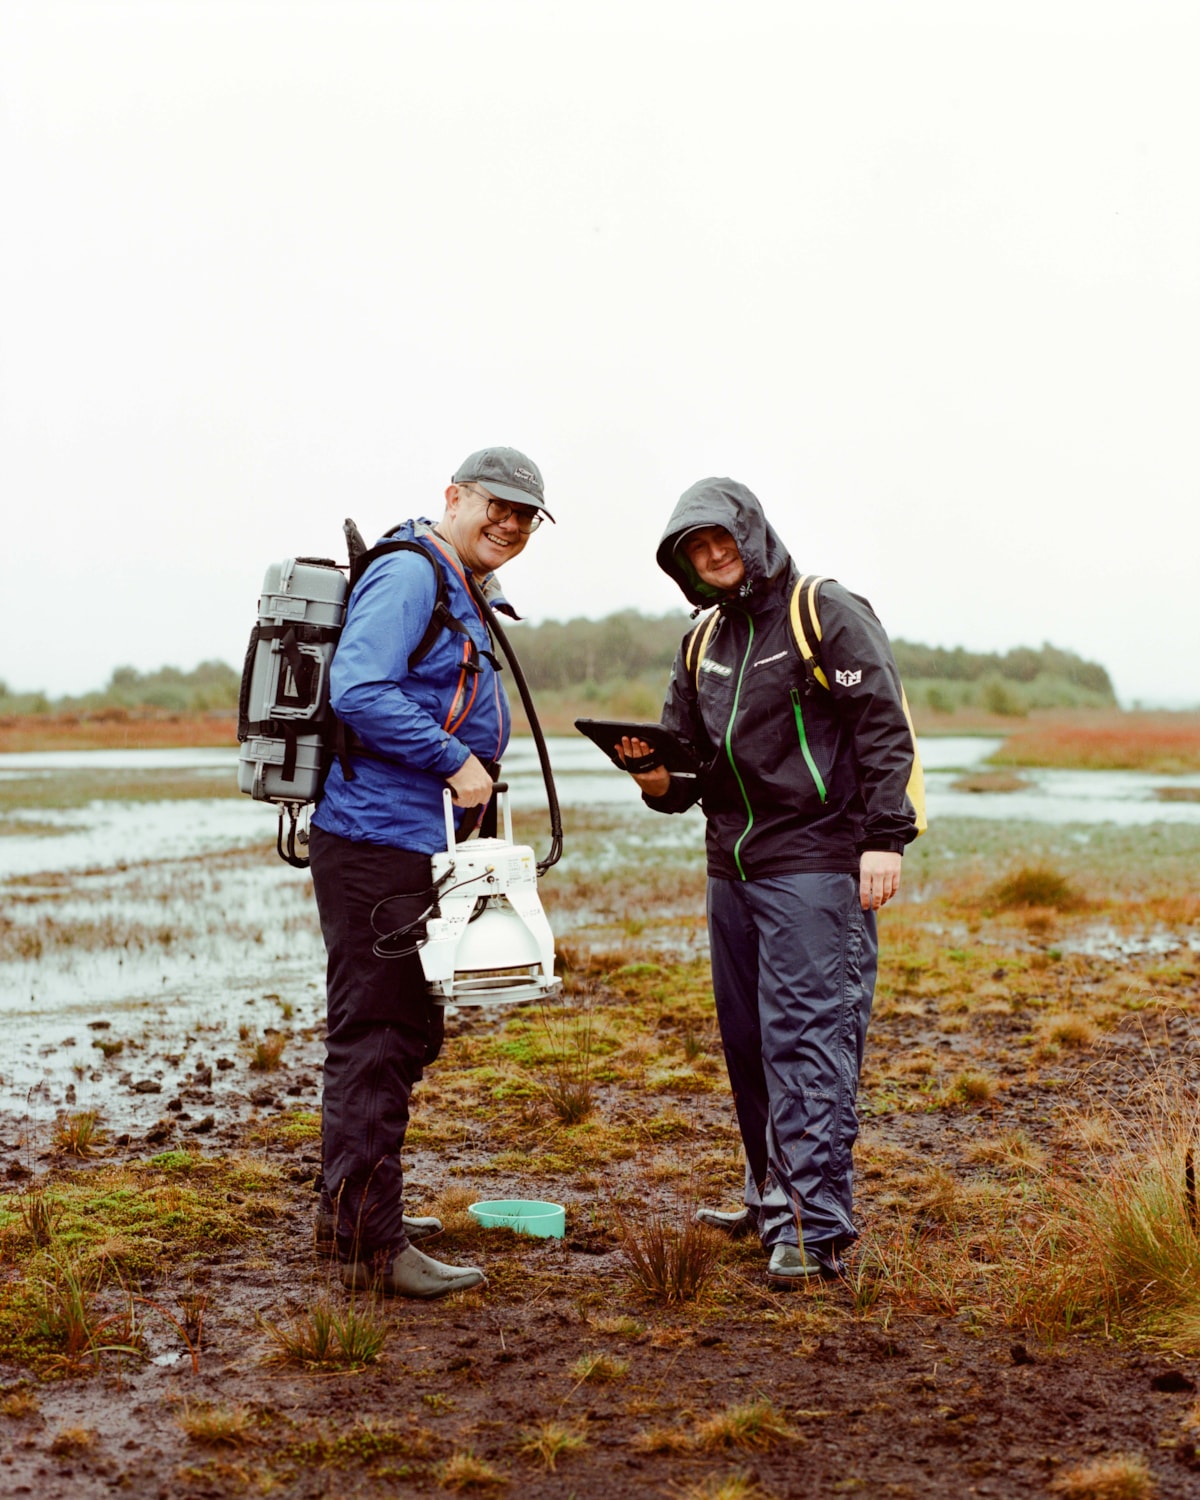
[
  {"left": 790, "top": 686, "right": 828, "bottom": 804},
  {"left": 727, "top": 616, "right": 756, "bottom": 881}
]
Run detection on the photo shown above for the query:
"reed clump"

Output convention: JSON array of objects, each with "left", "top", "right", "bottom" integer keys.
[
  {"left": 537, "top": 1004, "right": 596, "bottom": 1125},
  {"left": 616, "top": 1204, "right": 724, "bottom": 1305},
  {"left": 1006, "top": 1094, "right": 1200, "bottom": 1351}
]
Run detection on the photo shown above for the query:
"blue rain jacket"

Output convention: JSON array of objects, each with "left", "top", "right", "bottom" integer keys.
[{"left": 312, "top": 520, "right": 513, "bottom": 854}]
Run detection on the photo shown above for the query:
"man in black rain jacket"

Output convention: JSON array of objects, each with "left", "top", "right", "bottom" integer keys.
[{"left": 617, "top": 477, "right": 920, "bottom": 1285}]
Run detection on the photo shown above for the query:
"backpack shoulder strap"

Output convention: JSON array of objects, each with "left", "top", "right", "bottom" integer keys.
[
  {"left": 684, "top": 609, "right": 721, "bottom": 687},
  {"left": 789, "top": 574, "right": 831, "bottom": 691},
  {"left": 348, "top": 535, "right": 470, "bottom": 669}
]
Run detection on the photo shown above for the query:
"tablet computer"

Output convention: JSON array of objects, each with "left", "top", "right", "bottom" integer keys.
[{"left": 573, "top": 718, "right": 700, "bottom": 774}]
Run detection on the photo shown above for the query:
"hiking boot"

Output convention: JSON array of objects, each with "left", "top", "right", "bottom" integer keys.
[
  {"left": 314, "top": 1209, "right": 443, "bottom": 1258},
  {"left": 694, "top": 1206, "right": 755, "bottom": 1239},
  {"left": 766, "top": 1241, "right": 847, "bottom": 1287},
  {"left": 340, "top": 1243, "right": 486, "bottom": 1299}
]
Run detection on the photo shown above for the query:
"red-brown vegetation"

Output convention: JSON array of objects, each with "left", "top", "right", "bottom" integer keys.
[
  {"left": 991, "top": 711, "right": 1200, "bottom": 773},
  {"left": 0, "top": 713, "right": 236, "bottom": 754}
]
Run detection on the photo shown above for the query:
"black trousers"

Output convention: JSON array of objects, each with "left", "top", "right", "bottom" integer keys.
[{"left": 309, "top": 825, "right": 445, "bottom": 1258}]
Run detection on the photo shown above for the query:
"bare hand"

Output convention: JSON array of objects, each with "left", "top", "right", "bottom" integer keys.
[
  {"left": 447, "top": 753, "right": 495, "bottom": 808},
  {"left": 859, "top": 850, "right": 902, "bottom": 911},
  {"left": 615, "top": 736, "right": 670, "bottom": 798}
]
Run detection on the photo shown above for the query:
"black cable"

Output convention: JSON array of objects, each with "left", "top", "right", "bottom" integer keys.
[
  {"left": 369, "top": 866, "right": 495, "bottom": 959},
  {"left": 467, "top": 575, "right": 563, "bottom": 874}
]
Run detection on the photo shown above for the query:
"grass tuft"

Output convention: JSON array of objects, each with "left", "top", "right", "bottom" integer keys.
[
  {"left": 617, "top": 1206, "right": 724, "bottom": 1304},
  {"left": 48, "top": 1427, "right": 96, "bottom": 1456},
  {"left": 692, "top": 1399, "right": 798, "bottom": 1451},
  {"left": 0, "top": 1388, "right": 39, "bottom": 1419},
  {"left": 260, "top": 1296, "right": 386, "bottom": 1369},
  {"left": 53, "top": 1110, "right": 106, "bottom": 1157},
  {"left": 178, "top": 1401, "right": 257, "bottom": 1447},
  {"left": 16, "top": 1185, "right": 63, "bottom": 1246},
  {"left": 249, "top": 1032, "right": 287, "bottom": 1071},
  {"left": 948, "top": 1069, "right": 998, "bottom": 1106},
  {"left": 570, "top": 1350, "right": 630, "bottom": 1384},
  {"left": 437, "top": 1449, "right": 509, "bottom": 1490},
  {"left": 34, "top": 1255, "right": 143, "bottom": 1370},
  {"left": 538, "top": 1004, "right": 596, "bottom": 1125},
  {"left": 987, "top": 864, "right": 1083, "bottom": 911},
  {"left": 1048, "top": 1451, "right": 1156, "bottom": 1499},
  {"left": 518, "top": 1421, "right": 587, "bottom": 1471},
  {"left": 677, "top": 1472, "right": 776, "bottom": 1500},
  {"left": 1009, "top": 1091, "right": 1200, "bottom": 1349}
]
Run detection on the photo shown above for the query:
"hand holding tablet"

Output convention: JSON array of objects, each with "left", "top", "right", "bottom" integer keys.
[{"left": 572, "top": 718, "right": 699, "bottom": 775}]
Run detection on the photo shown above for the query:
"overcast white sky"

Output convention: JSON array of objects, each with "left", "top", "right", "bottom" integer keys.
[{"left": 2, "top": 0, "right": 1197, "bottom": 706}]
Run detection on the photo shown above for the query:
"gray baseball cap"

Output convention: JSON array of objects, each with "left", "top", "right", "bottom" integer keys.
[{"left": 452, "top": 446, "right": 553, "bottom": 522}]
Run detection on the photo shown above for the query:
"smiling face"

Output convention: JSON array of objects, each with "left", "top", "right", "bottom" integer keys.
[
  {"left": 680, "top": 524, "right": 746, "bottom": 593},
  {"left": 440, "top": 482, "right": 533, "bottom": 578}
]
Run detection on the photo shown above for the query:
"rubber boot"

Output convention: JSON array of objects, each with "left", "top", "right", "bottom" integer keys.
[{"left": 340, "top": 1243, "right": 486, "bottom": 1299}]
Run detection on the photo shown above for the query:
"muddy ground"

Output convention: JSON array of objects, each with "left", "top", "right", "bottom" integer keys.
[{"left": 2, "top": 811, "right": 1199, "bottom": 1498}]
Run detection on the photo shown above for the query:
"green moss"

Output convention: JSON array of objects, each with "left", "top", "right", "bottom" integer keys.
[{"left": 247, "top": 1109, "right": 321, "bottom": 1146}]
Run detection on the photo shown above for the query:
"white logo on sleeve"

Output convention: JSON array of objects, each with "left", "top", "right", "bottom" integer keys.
[{"left": 835, "top": 668, "right": 863, "bottom": 687}]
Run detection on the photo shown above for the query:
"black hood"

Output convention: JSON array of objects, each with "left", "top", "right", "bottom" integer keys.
[{"left": 655, "top": 478, "right": 792, "bottom": 608}]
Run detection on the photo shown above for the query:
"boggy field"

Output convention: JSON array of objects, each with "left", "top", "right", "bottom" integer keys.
[{"left": 1, "top": 806, "right": 1199, "bottom": 1499}]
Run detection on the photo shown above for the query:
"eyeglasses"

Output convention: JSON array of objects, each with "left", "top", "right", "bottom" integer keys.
[{"left": 462, "top": 483, "right": 543, "bottom": 534}]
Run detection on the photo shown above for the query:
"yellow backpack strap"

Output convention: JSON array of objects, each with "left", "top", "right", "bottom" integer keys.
[
  {"left": 790, "top": 572, "right": 927, "bottom": 838},
  {"left": 899, "top": 687, "right": 928, "bottom": 837},
  {"left": 789, "top": 575, "right": 831, "bottom": 690},
  {"left": 684, "top": 609, "right": 721, "bottom": 686}
]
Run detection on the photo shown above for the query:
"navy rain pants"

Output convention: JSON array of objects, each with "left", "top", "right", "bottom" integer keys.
[
  {"left": 309, "top": 825, "right": 445, "bottom": 1259},
  {"left": 707, "top": 870, "right": 878, "bottom": 1251}
]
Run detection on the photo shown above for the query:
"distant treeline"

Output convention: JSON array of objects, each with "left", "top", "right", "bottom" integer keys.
[
  {"left": 503, "top": 614, "right": 1117, "bottom": 715},
  {"left": 0, "top": 613, "right": 1116, "bottom": 718},
  {"left": 0, "top": 661, "right": 241, "bottom": 716}
]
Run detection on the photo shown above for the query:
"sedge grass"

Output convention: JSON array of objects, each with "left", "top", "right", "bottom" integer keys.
[
  {"left": 33, "top": 1255, "right": 144, "bottom": 1370},
  {"left": 616, "top": 1204, "right": 724, "bottom": 1305},
  {"left": 52, "top": 1110, "right": 106, "bottom": 1157},
  {"left": 259, "top": 1295, "right": 386, "bottom": 1370},
  {"left": 1005, "top": 1091, "right": 1200, "bottom": 1349}
]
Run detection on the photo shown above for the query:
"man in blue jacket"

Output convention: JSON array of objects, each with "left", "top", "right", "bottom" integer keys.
[
  {"left": 309, "top": 446, "right": 551, "bottom": 1297},
  {"left": 619, "top": 478, "right": 920, "bottom": 1287}
]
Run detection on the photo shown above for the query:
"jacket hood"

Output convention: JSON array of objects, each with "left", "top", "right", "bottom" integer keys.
[{"left": 655, "top": 478, "right": 792, "bottom": 608}]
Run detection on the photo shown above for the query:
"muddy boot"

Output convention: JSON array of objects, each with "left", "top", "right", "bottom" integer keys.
[
  {"left": 314, "top": 1205, "right": 443, "bottom": 1258},
  {"left": 695, "top": 1205, "right": 755, "bottom": 1238},
  {"left": 766, "top": 1241, "right": 846, "bottom": 1287},
  {"left": 340, "top": 1244, "right": 486, "bottom": 1299},
  {"left": 766, "top": 1243, "right": 824, "bottom": 1288}
]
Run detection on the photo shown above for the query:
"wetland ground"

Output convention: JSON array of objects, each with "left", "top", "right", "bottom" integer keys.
[{"left": 1, "top": 756, "right": 1199, "bottom": 1499}]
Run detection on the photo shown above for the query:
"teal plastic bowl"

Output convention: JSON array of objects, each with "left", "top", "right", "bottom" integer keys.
[{"left": 468, "top": 1199, "right": 565, "bottom": 1239}]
